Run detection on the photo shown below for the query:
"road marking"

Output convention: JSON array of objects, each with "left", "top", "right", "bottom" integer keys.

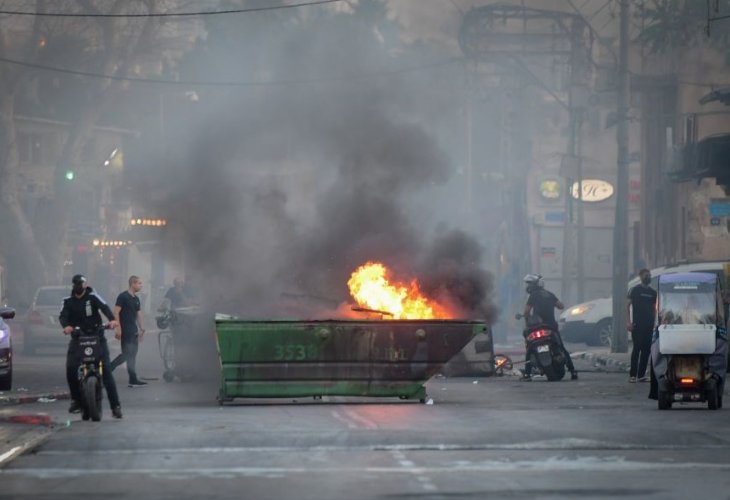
[
  {"left": 33, "top": 438, "right": 730, "bottom": 456},
  {"left": 7, "top": 458, "right": 730, "bottom": 479},
  {"left": 330, "top": 409, "right": 378, "bottom": 429},
  {"left": 330, "top": 410, "right": 358, "bottom": 429},
  {"left": 392, "top": 450, "right": 438, "bottom": 493},
  {"left": 342, "top": 408, "right": 378, "bottom": 429}
]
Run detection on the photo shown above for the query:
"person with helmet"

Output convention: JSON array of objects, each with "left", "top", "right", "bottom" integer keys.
[
  {"left": 521, "top": 274, "right": 578, "bottom": 381},
  {"left": 59, "top": 274, "right": 123, "bottom": 418}
]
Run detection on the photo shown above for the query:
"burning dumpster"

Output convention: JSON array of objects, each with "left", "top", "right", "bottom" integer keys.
[{"left": 215, "top": 317, "right": 486, "bottom": 403}]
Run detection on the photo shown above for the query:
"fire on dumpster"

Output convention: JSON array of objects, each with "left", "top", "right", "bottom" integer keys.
[{"left": 346, "top": 261, "right": 453, "bottom": 320}]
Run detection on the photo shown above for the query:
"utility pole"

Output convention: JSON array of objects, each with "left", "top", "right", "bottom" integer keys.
[{"left": 611, "top": 0, "right": 630, "bottom": 353}]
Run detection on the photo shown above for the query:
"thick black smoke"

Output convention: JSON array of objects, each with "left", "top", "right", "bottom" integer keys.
[
  {"left": 152, "top": 6, "right": 498, "bottom": 322},
  {"left": 416, "top": 229, "right": 498, "bottom": 322}
]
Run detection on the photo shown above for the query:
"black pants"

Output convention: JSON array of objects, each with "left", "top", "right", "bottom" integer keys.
[
  {"left": 66, "top": 337, "right": 120, "bottom": 409},
  {"left": 630, "top": 325, "right": 652, "bottom": 378},
  {"left": 111, "top": 335, "right": 140, "bottom": 383}
]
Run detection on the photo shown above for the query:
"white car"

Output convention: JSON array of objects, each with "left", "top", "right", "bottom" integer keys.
[{"left": 559, "top": 261, "right": 730, "bottom": 346}]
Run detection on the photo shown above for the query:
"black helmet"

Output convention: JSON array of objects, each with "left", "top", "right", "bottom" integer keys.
[{"left": 72, "top": 274, "right": 87, "bottom": 286}]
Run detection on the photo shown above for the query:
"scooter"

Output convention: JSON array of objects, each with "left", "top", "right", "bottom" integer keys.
[
  {"left": 72, "top": 324, "right": 111, "bottom": 421},
  {"left": 515, "top": 313, "right": 566, "bottom": 381}
]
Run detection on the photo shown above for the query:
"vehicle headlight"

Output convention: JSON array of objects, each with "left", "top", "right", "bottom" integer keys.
[
  {"left": 568, "top": 303, "right": 595, "bottom": 317},
  {"left": 0, "top": 328, "right": 7, "bottom": 342}
]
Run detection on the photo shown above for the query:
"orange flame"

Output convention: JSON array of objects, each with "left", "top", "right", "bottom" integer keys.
[{"left": 347, "top": 261, "right": 451, "bottom": 319}]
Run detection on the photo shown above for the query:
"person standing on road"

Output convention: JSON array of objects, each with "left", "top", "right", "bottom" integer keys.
[
  {"left": 60, "top": 274, "right": 122, "bottom": 418},
  {"left": 522, "top": 274, "right": 578, "bottom": 381},
  {"left": 164, "top": 277, "right": 190, "bottom": 310},
  {"left": 111, "top": 276, "right": 147, "bottom": 387},
  {"left": 626, "top": 268, "right": 657, "bottom": 383}
]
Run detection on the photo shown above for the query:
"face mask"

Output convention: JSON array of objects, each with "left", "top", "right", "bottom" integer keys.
[{"left": 73, "top": 285, "right": 84, "bottom": 294}]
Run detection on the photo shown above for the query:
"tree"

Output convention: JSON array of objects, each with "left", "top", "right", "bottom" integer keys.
[
  {"left": 637, "top": 0, "right": 730, "bottom": 53},
  {"left": 0, "top": 0, "right": 204, "bottom": 303}
]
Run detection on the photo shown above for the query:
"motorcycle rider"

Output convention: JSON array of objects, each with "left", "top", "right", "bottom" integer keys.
[
  {"left": 59, "top": 274, "right": 123, "bottom": 418},
  {"left": 521, "top": 274, "right": 578, "bottom": 381}
]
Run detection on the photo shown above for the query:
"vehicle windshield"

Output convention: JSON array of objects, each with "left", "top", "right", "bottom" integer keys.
[
  {"left": 658, "top": 281, "right": 716, "bottom": 325},
  {"left": 35, "top": 288, "right": 68, "bottom": 307}
]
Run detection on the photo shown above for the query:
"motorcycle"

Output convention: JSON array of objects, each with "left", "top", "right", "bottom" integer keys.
[
  {"left": 72, "top": 324, "right": 111, "bottom": 421},
  {"left": 652, "top": 272, "right": 728, "bottom": 410},
  {"left": 515, "top": 313, "right": 567, "bottom": 381}
]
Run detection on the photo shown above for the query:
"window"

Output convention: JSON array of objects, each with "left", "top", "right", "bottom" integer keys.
[{"left": 17, "top": 132, "right": 43, "bottom": 164}]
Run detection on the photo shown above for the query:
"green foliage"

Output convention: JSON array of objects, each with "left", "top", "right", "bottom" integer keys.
[{"left": 637, "top": 0, "right": 730, "bottom": 53}]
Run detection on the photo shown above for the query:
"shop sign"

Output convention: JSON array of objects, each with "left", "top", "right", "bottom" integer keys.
[
  {"left": 538, "top": 179, "right": 562, "bottom": 200},
  {"left": 570, "top": 179, "right": 614, "bottom": 202}
]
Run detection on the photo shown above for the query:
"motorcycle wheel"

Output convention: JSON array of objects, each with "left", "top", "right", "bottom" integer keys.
[
  {"left": 543, "top": 361, "right": 565, "bottom": 381},
  {"left": 83, "top": 377, "right": 102, "bottom": 422}
]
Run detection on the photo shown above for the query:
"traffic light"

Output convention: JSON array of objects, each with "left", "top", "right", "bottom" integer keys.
[{"left": 64, "top": 170, "right": 75, "bottom": 181}]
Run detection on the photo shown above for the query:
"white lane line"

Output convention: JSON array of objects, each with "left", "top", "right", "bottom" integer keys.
[
  {"left": 34, "top": 437, "right": 730, "bottom": 456},
  {"left": 8, "top": 457, "right": 730, "bottom": 479},
  {"left": 330, "top": 410, "right": 358, "bottom": 429},
  {"left": 342, "top": 408, "right": 378, "bottom": 429},
  {"left": 391, "top": 450, "right": 438, "bottom": 493}
]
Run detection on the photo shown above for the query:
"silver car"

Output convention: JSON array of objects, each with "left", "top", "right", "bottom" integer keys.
[
  {"left": 0, "top": 307, "right": 15, "bottom": 390},
  {"left": 24, "top": 286, "right": 69, "bottom": 355}
]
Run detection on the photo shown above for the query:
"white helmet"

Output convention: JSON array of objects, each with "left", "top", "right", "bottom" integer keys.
[{"left": 523, "top": 273, "right": 544, "bottom": 289}]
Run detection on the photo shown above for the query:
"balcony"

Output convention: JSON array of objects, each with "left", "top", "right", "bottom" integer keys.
[{"left": 668, "top": 133, "right": 730, "bottom": 189}]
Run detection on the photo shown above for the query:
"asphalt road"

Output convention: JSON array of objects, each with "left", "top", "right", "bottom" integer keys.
[{"left": 2, "top": 334, "right": 730, "bottom": 499}]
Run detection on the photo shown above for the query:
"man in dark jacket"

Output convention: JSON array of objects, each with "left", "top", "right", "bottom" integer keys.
[
  {"left": 522, "top": 274, "right": 578, "bottom": 380},
  {"left": 59, "top": 274, "right": 122, "bottom": 418}
]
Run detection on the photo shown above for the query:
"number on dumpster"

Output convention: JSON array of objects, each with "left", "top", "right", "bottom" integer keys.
[{"left": 274, "top": 344, "right": 313, "bottom": 361}]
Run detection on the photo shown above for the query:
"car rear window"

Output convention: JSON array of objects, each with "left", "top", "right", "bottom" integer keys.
[{"left": 35, "top": 288, "right": 68, "bottom": 306}]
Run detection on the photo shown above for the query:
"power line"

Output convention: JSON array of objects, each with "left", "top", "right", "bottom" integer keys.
[
  {"left": 448, "top": 0, "right": 464, "bottom": 16},
  {"left": 0, "top": 55, "right": 460, "bottom": 87},
  {"left": 0, "top": 0, "right": 341, "bottom": 18}
]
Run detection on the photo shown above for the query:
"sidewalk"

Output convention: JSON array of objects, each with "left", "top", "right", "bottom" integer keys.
[
  {"left": 493, "top": 342, "right": 631, "bottom": 373},
  {"left": 572, "top": 349, "right": 630, "bottom": 373}
]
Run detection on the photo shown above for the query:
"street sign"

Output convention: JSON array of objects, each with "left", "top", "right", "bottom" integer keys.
[{"left": 709, "top": 199, "right": 730, "bottom": 217}]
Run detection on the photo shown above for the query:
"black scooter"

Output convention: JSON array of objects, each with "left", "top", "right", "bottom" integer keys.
[
  {"left": 72, "top": 325, "right": 110, "bottom": 421},
  {"left": 515, "top": 313, "right": 567, "bottom": 381}
]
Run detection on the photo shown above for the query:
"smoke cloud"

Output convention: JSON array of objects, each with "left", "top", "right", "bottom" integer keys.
[{"left": 149, "top": 5, "right": 497, "bottom": 323}]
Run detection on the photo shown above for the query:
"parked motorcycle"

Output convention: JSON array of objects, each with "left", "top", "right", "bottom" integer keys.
[
  {"left": 515, "top": 313, "right": 566, "bottom": 381},
  {"left": 72, "top": 325, "right": 111, "bottom": 421}
]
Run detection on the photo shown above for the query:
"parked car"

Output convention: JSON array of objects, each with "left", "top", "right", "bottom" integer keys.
[
  {"left": 0, "top": 306, "right": 16, "bottom": 390},
  {"left": 24, "top": 286, "right": 69, "bottom": 354},
  {"left": 559, "top": 261, "right": 730, "bottom": 346}
]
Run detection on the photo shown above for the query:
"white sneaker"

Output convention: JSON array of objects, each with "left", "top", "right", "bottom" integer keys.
[{"left": 628, "top": 377, "right": 637, "bottom": 383}]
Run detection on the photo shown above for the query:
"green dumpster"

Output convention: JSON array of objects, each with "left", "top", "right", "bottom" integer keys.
[{"left": 214, "top": 316, "right": 488, "bottom": 403}]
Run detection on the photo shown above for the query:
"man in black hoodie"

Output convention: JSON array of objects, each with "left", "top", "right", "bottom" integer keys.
[{"left": 59, "top": 274, "right": 123, "bottom": 418}]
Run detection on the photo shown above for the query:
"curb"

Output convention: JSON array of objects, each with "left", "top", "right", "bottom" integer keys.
[
  {"left": 0, "top": 391, "right": 70, "bottom": 406},
  {"left": 574, "top": 351, "right": 630, "bottom": 372},
  {"left": 0, "top": 426, "right": 54, "bottom": 468}
]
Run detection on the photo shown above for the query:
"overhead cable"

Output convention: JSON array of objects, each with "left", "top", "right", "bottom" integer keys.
[
  {"left": 0, "top": 55, "right": 460, "bottom": 87},
  {"left": 0, "top": 0, "right": 341, "bottom": 18}
]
